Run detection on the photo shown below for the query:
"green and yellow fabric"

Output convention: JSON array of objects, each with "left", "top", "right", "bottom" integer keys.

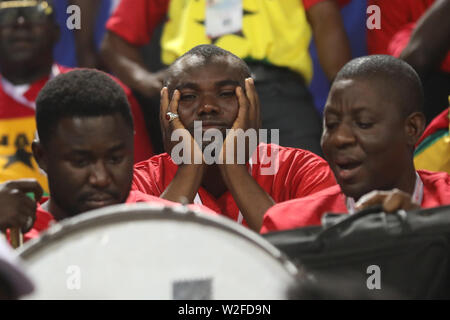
[{"left": 414, "top": 103, "right": 450, "bottom": 174}]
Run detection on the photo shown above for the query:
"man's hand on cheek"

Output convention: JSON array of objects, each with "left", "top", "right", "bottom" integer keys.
[
  {"left": 355, "top": 189, "right": 421, "bottom": 214},
  {"left": 231, "top": 78, "right": 260, "bottom": 131},
  {"left": 160, "top": 88, "right": 205, "bottom": 166},
  {"left": 219, "top": 78, "right": 261, "bottom": 167}
]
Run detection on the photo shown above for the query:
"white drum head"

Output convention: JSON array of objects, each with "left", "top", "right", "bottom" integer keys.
[{"left": 18, "top": 203, "right": 297, "bottom": 299}]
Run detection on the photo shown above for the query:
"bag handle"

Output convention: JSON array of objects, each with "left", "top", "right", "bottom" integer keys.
[
  {"left": 316, "top": 205, "right": 413, "bottom": 248},
  {"left": 316, "top": 205, "right": 384, "bottom": 243}
]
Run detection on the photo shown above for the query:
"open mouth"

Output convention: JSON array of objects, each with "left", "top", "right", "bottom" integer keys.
[{"left": 334, "top": 160, "right": 363, "bottom": 181}]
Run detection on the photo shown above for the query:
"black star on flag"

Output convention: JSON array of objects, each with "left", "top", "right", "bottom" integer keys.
[
  {"left": 2, "top": 133, "right": 34, "bottom": 169},
  {"left": 196, "top": 9, "right": 256, "bottom": 44}
]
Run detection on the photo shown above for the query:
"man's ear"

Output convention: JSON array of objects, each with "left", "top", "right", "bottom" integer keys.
[
  {"left": 404, "top": 112, "right": 426, "bottom": 147},
  {"left": 32, "top": 140, "right": 48, "bottom": 173}
]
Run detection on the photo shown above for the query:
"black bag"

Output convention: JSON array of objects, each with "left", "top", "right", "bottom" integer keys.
[{"left": 263, "top": 205, "right": 450, "bottom": 299}]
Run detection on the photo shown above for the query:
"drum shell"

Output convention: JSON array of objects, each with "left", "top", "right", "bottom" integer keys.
[{"left": 18, "top": 203, "right": 298, "bottom": 300}]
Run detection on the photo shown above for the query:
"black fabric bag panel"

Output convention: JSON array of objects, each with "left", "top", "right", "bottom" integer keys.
[{"left": 263, "top": 205, "right": 450, "bottom": 299}]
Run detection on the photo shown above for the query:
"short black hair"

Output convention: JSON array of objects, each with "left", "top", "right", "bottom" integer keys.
[
  {"left": 334, "top": 55, "right": 424, "bottom": 116},
  {"left": 165, "top": 44, "right": 251, "bottom": 85},
  {"left": 36, "top": 69, "right": 133, "bottom": 146}
]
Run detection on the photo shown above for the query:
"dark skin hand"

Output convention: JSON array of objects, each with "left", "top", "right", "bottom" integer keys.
[
  {"left": 100, "top": 31, "right": 167, "bottom": 97},
  {"left": 160, "top": 79, "right": 274, "bottom": 231},
  {"left": 306, "top": 0, "right": 351, "bottom": 82},
  {"left": 355, "top": 189, "right": 420, "bottom": 213},
  {"left": 0, "top": 179, "right": 43, "bottom": 233},
  {"left": 399, "top": 0, "right": 450, "bottom": 77},
  {"left": 217, "top": 79, "right": 273, "bottom": 231},
  {"left": 159, "top": 87, "right": 206, "bottom": 204}
]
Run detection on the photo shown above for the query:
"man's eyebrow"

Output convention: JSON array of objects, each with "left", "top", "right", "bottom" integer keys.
[
  {"left": 176, "top": 83, "right": 200, "bottom": 91},
  {"left": 107, "top": 143, "right": 127, "bottom": 153},
  {"left": 68, "top": 143, "right": 126, "bottom": 154},
  {"left": 215, "top": 80, "right": 240, "bottom": 87},
  {"left": 324, "top": 106, "right": 339, "bottom": 116},
  {"left": 324, "top": 106, "right": 372, "bottom": 115}
]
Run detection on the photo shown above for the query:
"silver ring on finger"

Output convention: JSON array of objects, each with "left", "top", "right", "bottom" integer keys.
[{"left": 165, "top": 112, "right": 179, "bottom": 123}]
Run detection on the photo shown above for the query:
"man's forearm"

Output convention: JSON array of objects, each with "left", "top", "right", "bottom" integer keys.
[
  {"left": 400, "top": 0, "right": 450, "bottom": 76},
  {"left": 70, "top": 0, "right": 101, "bottom": 67},
  {"left": 307, "top": 0, "right": 351, "bottom": 82},
  {"left": 220, "top": 165, "right": 275, "bottom": 232},
  {"left": 160, "top": 165, "right": 206, "bottom": 204},
  {"left": 100, "top": 31, "right": 151, "bottom": 92}
]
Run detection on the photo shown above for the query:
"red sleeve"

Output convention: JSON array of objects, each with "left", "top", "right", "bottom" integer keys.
[
  {"left": 23, "top": 203, "right": 55, "bottom": 242},
  {"left": 106, "top": 0, "right": 169, "bottom": 46},
  {"left": 260, "top": 186, "right": 347, "bottom": 233},
  {"left": 367, "top": 0, "right": 438, "bottom": 55},
  {"left": 289, "top": 151, "right": 337, "bottom": 199},
  {"left": 367, "top": 0, "right": 414, "bottom": 54},
  {"left": 384, "top": 4, "right": 450, "bottom": 72},
  {"left": 255, "top": 145, "right": 337, "bottom": 202},
  {"left": 132, "top": 155, "right": 175, "bottom": 196},
  {"left": 132, "top": 164, "right": 161, "bottom": 196},
  {"left": 386, "top": 23, "right": 416, "bottom": 57},
  {"left": 420, "top": 171, "right": 450, "bottom": 208},
  {"left": 302, "top": 0, "right": 350, "bottom": 10}
]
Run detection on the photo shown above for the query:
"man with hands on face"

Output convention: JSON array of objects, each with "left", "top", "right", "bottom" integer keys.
[
  {"left": 132, "top": 45, "right": 337, "bottom": 232},
  {"left": 261, "top": 55, "right": 450, "bottom": 233}
]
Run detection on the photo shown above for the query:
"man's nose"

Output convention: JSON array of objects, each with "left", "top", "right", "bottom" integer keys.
[
  {"left": 13, "top": 14, "right": 29, "bottom": 27},
  {"left": 197, "top": 95, "right": 220, "bottom": 115},
  {"left": 8, "top": 16, "right": 32, "bottom": 30},
  {"left": 88, "top": 161, "right": 111, "bottom": 188},
  {"left": 332, "top": 123, "right": 357, "bottom": 148}
]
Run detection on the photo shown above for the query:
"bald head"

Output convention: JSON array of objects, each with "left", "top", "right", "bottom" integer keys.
[{"left": 334, "top": 55, "right": 424, "bottom": 118}]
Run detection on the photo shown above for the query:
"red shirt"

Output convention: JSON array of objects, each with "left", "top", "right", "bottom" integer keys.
[
  {"left": 261, "top": 170, "right": 450, "bottom": 233},
  {"left": 24, "top": 190, "right": 217, "bottom": 242},
  {"left": 0, "top": 66, "right": 154, "bottom": 164},
  {"left": 132, "top": 143, "right": 337, "bottom": 224},
  {"left": 106, "top": 0, "right": 350, "bottom": 46},
  {"left": 367, "top": 0, "right": 450, "bottom": 73}
]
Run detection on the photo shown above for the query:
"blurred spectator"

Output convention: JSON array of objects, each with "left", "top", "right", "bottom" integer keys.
[
  {"left": 368, "top": 0, "right": 450, "bottom": 124},
  {"left": 309, "top": 0, "right": 368, "bottom": 114},
  {"left": 53, "top": 0, "right": 120, "bottom": 68},
  {"left": 101, "top": 0, "right": 352, "bottom": 155},
  {"left": 0, "top": 0, "right": 154, "bottom": 193}
]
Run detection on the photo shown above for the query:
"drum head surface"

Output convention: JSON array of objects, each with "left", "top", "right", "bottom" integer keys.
[{"left": 18, "top": 203, "right": 297, "bottom": 299}]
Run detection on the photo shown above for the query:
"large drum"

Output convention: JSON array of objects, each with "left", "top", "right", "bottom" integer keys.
[{"left": 17, "top": 203, "right": 298, "bottom": 299}]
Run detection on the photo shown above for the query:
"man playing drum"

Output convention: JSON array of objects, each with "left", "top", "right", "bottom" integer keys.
[{"left": 132, "top": 44, "right": 337, "bottom": 232}]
